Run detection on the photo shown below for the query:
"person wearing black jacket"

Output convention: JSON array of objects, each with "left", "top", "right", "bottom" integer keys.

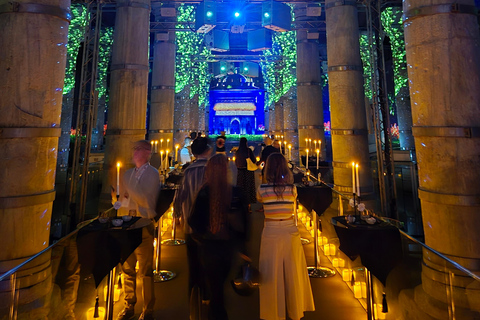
[{"left": 189, "top": 154, "right": 248, "bottom": 320}]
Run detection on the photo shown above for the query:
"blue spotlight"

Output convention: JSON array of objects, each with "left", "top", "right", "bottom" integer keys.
[
  {"left": 264, "top": 12, "right": 270, "bottom": 18},
  {"left": 206, "top": 10, "right": 213, "bottom": 18},
  {"left": 234, "top": 11, "right": 240, "bottom": 18}
]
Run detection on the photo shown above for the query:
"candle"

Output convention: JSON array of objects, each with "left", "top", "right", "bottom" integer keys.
[
  {"left": 354, "top": 283, "right": 362, "bottom": 298},
  {"left": 86, "top": 307, "right": 105, "bottom": 320},
  {"left": 316, "top": 149, "right": 320, "bottom": 170},
  {"left": 154, "top": 141, "right": 158, "bottom": 153},
  {"left": 279, "top": 140, "right": 282, "bottom": 154},
  {"left": 288, "top": 144, "right": 292, "bottom": 161},
  {"left": 355, "top": 163, "right": 360, "bottom": 197},
  {"left": 361, "top": 282, "right": 367, "bottom": 298},
  {"left": 309, "top": 138, "right": 312, "bottom": 149},
  {"left": 160, "top": 139, "right": 164, "bottom": 149},
  {"left": 332, "top": 258, "right": 339, "bottom": 268},
  {"left": 150, "top": 140, "right": 154, "bottom": 152},
  {"left": 306, "top": 149, "right": 309, "bottom": 169},
  {"left": 342, "top": 269, "right": 352, "bottom": 281},
  {"left": 175, "top": 144, "right": 179, "bottom": 162},
  {"left": 314, "top": 140, "right": 317, "bottom": 149},
  {"left": 165, "top": 150, "right": 170, "bottom": 170},
  {"left": 116, "top": 162, "right": 121, "bottom": 196},
  {"left": 160, "top": 150, "right": 164, "bottom": 170},
  {"left": 167, "top": 138, "right": 170, "bottom": 150},
  {"left": 305, "top": 138, "right": 308, "bottom": 148},
  {"left": 323, "top": 244, "right": 331, "bottom": 255},
  {"left": 352, "top": 162, "right": 356, "bottom": 194}
]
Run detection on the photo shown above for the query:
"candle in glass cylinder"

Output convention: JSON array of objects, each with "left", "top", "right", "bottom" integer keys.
[
  {"left": 355, "top": 163, "right": 360, "bottom": 197},
  {"left": 316, "top": 149, "right": 320, "bottom": 170},
  {"left": 116, "top": 162, "right": 121, "bottom": 196}
]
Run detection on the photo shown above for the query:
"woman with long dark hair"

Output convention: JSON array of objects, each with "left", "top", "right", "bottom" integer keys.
[
  {"left": 257, "top": 153, "right": 315, "bottom": 320},
  {"left": 235, "top": 137, "right": 257, "bottom": 206},
  {"left": 189, "top": 154, "right": 248, "bottom": 320}
]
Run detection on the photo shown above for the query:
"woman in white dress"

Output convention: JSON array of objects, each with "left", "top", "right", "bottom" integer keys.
[{"left": 257, "top": 153, "right": 315, "bottom": 320}]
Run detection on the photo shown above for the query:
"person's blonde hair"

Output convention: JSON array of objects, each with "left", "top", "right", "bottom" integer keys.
[
  {"left": 264, "top": 153, "right": 293, "bottom": 199},
  {"left": 204, "top": 154, "right": 232, "bottom": 234}
]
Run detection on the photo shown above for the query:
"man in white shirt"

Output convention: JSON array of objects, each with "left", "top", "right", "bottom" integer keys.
[{"left": 117, "top": 140, "right": 159, "bottom": 320}]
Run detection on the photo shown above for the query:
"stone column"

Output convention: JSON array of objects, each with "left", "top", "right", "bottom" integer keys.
[
  {"left": 0, "top": 0, "right": 70, "bottom": 316},
  {"left": 149, "top": 31, "right": 176, "bottom": 150},
  {"left": 398, "top": 0, "right": 480, "bottom": 317},
  {"left": 102, "top": 0, "right": 151, "bottom": 199},
  {"left": 296, "top": 30, "right": 325, "bottom": 158},
  {"left": 325, "top": 0, "right": 373, "bottom": 199},
  {"left": 283, "top": 87, "right": 299, "bottom": 163}
]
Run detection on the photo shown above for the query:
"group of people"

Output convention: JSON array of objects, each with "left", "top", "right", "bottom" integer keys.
[{"left": 113, "top": 135, "right": 315, "bottom": 320}]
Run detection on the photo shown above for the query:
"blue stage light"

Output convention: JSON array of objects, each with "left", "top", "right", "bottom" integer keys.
[
  {"left": 234, "top": 11, "right": 240, "bottom": 18},
  {"left": 264, "top": 12, "right": 270, "bottom": 18},
  {"left": 221, "top": 66, "right": 226, "bottom": 71},
  {"left": 206, "top": 11, "right": 213, "bottom": 17}
]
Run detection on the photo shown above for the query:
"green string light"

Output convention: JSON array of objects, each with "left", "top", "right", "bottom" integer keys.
[
  {"left": 175, "top": 4, "right": 212, "bottom": 106},
  {"left": 64, "top": 4, "right": 87, "bottom": 95},
  {"left": 260, "top": 5, "right": 297, "bottom": 108}
]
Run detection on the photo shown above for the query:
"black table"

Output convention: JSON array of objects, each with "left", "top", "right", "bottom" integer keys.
[
  {"left": 331, "top": 216, "right": 403, "bottom": 285},
  {"left": 77, "top": 217, "right": 151, "bottom": 287},
  {"left": 156, "top": 187, "right": 177, "bottom": 220},
  {"left": 296, "top": 185, "right": 333, "bottom": 216}
]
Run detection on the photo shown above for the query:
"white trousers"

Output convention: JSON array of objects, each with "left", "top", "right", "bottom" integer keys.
[{"left": 259, "top": 220, "right": 315, "bottom": 320}]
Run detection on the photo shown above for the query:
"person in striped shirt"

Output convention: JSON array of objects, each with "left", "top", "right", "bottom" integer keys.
[{"left": 257, "top": 153, "right": 315, "bottom": 320}]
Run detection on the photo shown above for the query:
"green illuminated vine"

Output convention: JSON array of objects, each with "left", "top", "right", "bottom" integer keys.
[
  {"left": 381, "top": 7, "right": 407, "bottom": 97},
  {"left": 359, "top": 33, "right": 373, "bottom": 100},
  {"left": 64, "top": 4, "right": 87, "bottom": 94},
  {"left": 260, "top": 6, "right": 296, "bottom": 107},
  {"left": 175, "top": 4, "right": 211, "bottom": 106},
  {"left": 97, "top": 27, "right": 114, "bottom": 99}
]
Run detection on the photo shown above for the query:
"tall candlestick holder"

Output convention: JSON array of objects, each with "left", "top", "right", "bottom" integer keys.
[
  {"left": 307, "top": 210, "right": 335, "bottom": 278},
  {"left": 161, "top": 215, "right": 185, "bottom": 246},
  {"left": 153, "top": 220, "right": 176, "bottom": 282}
]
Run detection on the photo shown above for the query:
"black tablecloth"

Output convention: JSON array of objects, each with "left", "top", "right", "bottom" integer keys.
[
  {"left": 331, "top": 216, "right": 403, "bottom": 285},
  {"left": 296, "top": 185, "right": 332, "bottom": 215},
  {"left": 156, "top": 187, "right": 177, "bottom": 221},
  {"left": 77, "top": 217, "right": 144, "bottom": 287}
]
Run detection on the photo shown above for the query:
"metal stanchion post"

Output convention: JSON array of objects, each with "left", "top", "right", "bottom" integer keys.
[
  {"left": 297, "top": 200, "right": 310, "bottom": 245},
  {"left": 307, "top": 210, "right": 335, "bottom": 278},
  {"left": 154, "top": 218, "right": 176, "bottom": 282},
  {"left": 161, "top": 215, "right": 185, "bottom": 246},
  {"left": 105, "top": 267, "right": 115, "bottom": 320},
  {"left": 366, "top": 268, "right": 374, "bottom": 320}
]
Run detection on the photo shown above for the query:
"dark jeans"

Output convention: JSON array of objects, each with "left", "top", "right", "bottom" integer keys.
[{"left": 200, "top": 240, "right": 234, "bottom": 320}]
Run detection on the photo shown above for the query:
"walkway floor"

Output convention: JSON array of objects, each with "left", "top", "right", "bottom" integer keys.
[{"left": 88, "top": 202, "right": 367, "bottom": 320}]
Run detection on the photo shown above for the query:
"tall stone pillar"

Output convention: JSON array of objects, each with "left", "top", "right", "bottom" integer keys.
[
  {"left": 283, "top": 87, "right": 299, "bottom": 163},
  {"left": 149, "top": 30, "right": 176, "bottom": 151},
  {"left": 325, "top": 0, "right": 373, "bottom": 198},
  {"left": 0, "top": 0, "right": 70, "bottom": 316},
  {"left": 296, "top": 30, "right": 325, "bottom": 158},
  {"left": 398, "top": 0, "right": 480, "bottom": 317},
  {"left": 102, "top": 0, "right": 151, "bottom": 198}
]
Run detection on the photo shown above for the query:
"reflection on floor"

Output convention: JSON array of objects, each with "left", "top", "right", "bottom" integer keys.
[{"left": 73, "top": 202, "right": 366, "bottom": 320}]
